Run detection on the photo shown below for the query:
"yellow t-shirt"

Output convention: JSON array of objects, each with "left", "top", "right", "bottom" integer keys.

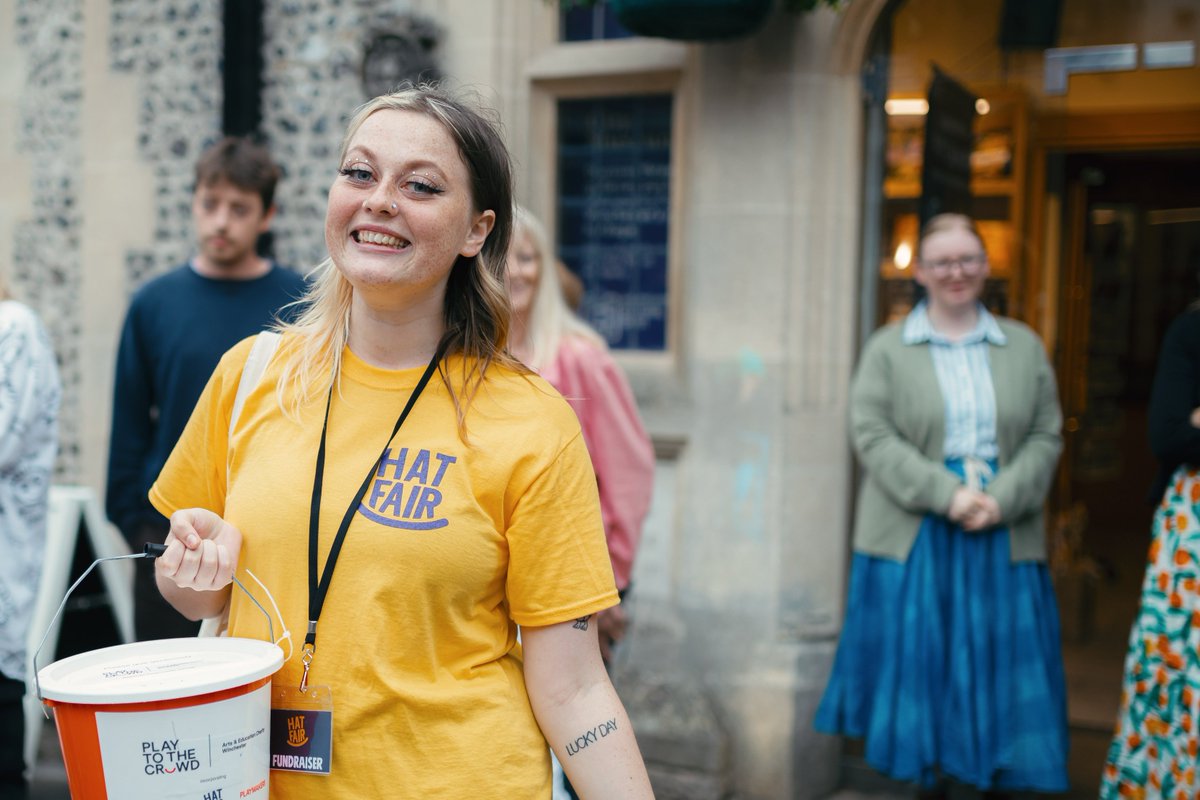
[{"left": 149, "top": 335, "right": 618, "bottom": 799}]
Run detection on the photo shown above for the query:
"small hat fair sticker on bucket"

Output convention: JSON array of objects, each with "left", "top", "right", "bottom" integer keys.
[{"left": 39, "top": 637, "right": 283, "bottom": 800}]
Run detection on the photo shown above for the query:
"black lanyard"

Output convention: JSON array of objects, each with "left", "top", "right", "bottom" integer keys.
[{"left": 299, "top": 346, "right": 443, "bottom": 691}]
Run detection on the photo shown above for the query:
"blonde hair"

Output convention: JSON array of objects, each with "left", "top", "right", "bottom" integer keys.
[
  {"left": 512, "top": 205, "right": 605, "bottom": 371},
  {"left": 276, "top": 84, "right": 518, "bottom": 434},
  {"left": 917, "top": 212, "right": 987, "bottom": 262}
]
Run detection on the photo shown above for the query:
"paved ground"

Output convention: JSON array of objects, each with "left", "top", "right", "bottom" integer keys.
[
  {"left": 28, "top": 715, "right": 1110, "bottom": 799},
  {"left": 29, "top": 721, "right": 69, "bottom": 800}
]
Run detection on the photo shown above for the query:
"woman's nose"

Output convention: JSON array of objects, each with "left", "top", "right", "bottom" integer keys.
[{"left": 363, "top": 186, "right": 397, "bottom": 214}]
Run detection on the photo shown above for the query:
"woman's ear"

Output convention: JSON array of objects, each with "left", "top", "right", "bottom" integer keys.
[{"left": 461, "top": 210, "right": 497, "bottom": 258}]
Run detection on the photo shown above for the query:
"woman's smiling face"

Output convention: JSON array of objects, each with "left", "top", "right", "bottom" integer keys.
[
  {"left": 505, "top": 228, "right": 541, "bottom": 320},
  {"left": 915, "top": 225, "right": 989, "bottom": 315},
  {"left": 324, "top": 108, "right": 494, "bottom": 307}
]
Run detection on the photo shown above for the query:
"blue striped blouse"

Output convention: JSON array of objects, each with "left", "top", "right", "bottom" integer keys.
[{"left": 901, "top": 301, "right": 1006, "bottom": 461}]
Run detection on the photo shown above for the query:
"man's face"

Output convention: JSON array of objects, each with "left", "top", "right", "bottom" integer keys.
[{"left": 192, "top": 179, "right": 274, "bottom": 270}]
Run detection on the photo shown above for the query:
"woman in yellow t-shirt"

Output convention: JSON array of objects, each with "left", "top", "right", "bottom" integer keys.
[{"left": 148, "top": 84, "right": 655, "bottom": 800}]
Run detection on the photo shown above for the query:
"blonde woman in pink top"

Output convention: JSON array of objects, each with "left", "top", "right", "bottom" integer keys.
[{"left": 505, "top": 206, "right": 655, "bottom": 663}]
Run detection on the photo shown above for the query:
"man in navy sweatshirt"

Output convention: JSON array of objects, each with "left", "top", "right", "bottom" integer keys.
[{"left": 106, "top": 136, "right": 306, "bottom": 640}]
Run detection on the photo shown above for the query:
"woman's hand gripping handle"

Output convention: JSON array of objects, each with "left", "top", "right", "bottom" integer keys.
[{"left": 154, "top": 508, "right": 242, "bottom": 620}]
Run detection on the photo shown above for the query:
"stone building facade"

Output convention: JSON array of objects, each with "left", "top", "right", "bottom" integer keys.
[{"left": 1, "top": 1, "right": 896, "bottom": 797}]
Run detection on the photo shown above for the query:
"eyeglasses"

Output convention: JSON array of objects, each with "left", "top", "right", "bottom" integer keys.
[{"left": 920, "top": 253, "right": 987, "bottom": 275}]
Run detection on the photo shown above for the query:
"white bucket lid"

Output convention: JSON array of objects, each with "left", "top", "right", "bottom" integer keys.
[{"left": 38, "top": 637, "right": 284, "bottom": 705}]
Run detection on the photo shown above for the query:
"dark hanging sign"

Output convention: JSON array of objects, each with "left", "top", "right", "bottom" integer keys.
[
  {"left": 919, "top": 67, "right": 976, "bottom": 225},
  {"left": 998, "top": 0, "right": 1062, "bottom": 50},
  {"left": 222, "top": 0, "right": 265, "bottom": 137}
]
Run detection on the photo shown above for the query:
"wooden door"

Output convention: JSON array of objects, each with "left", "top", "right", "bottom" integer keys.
[{"left": 1050, "top": 152, "right": 1200, "bottom": 742}]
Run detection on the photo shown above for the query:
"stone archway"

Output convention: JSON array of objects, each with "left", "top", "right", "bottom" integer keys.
[{"left": 829, "top": 0, "right": 893, "bottom": 76}]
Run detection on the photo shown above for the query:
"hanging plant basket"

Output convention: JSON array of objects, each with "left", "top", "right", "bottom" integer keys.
[{"left": 607, "top": 0, "right": 774, "bottom": 41}]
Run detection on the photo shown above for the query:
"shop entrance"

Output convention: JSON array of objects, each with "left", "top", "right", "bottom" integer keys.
[
  {"left": 860, "top": 0, "right": 1200, "bottom": 791},
  {"left": 1051, "top": 147, "right": 1200, "bottom": 792}
]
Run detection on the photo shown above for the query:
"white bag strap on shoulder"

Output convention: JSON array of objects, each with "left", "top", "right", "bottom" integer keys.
[
  {"left": 199, "top": 331, "right": 281, "bottom": 639},
  {"left": 230, "top": 331, "right": 281, "bottom": 435}
]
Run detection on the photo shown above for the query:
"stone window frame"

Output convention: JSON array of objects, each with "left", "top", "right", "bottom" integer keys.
[{"left": 525, "top": 38, "right": 690, "bottom": 387}]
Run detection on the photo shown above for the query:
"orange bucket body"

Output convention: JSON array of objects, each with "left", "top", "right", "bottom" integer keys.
[{"left": 38, "top": 638, "right": 283, "bottom": 800}]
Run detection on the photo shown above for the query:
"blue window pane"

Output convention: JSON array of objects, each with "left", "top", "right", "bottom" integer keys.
[
  {"left": 561, "top": 6, "right": 596, "bottom": 41},
  {"left": 557, "top": 94, "right": 672, "bottom": 351},
  {"left": 560, "top": 1, "right": 633, "bottom": 42},
  {"left": 601, "top": 5, "right": 634, "bottom": 39}
]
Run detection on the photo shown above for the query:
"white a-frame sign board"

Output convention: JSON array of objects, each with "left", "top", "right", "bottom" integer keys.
[{"left": 23, "top": 485, "right": 135, "bottom": 776}]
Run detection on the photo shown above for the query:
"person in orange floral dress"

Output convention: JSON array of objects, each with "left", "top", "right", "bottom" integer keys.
[{"left": 1103, "top": 305, "right": 1200, "bottom": 798}]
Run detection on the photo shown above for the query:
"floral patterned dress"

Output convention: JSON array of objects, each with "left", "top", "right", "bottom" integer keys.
[{"left": 1103, "top": 466, "right": 1200, "bottom": 799}]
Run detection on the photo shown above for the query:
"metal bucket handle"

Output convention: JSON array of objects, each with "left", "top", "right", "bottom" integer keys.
[{"left": 32, "top": 543, "right": 276, "bottom": 712}]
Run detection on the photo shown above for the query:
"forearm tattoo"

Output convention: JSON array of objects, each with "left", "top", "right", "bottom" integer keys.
[
  {"left": 565, "top": 719, "right": 618, "bottom": 757},
  {"left": 572, "top": 615, "right": 591, "bottom": 631}
]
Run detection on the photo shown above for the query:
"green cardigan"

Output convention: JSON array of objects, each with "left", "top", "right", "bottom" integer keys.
[{"left": 849, "top": 317, "right": 1063, "bottom": 562}]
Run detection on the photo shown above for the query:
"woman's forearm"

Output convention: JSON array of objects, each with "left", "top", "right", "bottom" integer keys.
[
  {"left": 535, "top": 678, "right": 654, "bottom": 799},
  {"left": 155, "top": 572, "right": 230, "bottom": 621},
  {"left": 522, "top": 619, "right": 655, "bottom": 799}
]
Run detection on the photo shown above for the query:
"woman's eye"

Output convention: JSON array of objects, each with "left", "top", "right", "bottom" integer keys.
[
  {"left": 339, "top": 165, "right": 373, "bottom": 183},
  {"left": 402, "top": 176, "right": 443, "bottom": 196}
]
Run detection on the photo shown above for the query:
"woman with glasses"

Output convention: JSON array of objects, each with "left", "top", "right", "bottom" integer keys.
[{"left": 815, "top": 213, "right": 1068, "bottom": 797}]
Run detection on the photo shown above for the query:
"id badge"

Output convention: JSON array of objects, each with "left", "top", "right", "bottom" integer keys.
[{"left": 270, "top": 685, "right": 333, "bottom": 775}]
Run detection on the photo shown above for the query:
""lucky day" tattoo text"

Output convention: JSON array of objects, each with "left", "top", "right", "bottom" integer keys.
[{"left": 565, "top": 719, "right": 618, "bottom": 757}]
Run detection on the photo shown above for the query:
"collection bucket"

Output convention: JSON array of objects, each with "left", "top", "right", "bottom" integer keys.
[{"left": 38, "top": 636, "right": 284, "bottom": 800}]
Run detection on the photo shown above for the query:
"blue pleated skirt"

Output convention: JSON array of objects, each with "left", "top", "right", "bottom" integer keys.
[{"left": 814, "top": 463, "right": 1069, "bottom": 791}]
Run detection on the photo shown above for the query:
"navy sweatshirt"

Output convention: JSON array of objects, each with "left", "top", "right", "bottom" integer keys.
[{"left": 106, "top": 263, "right": 307, "bottom": 536}]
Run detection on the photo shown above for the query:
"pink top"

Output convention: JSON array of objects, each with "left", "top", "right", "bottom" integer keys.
[{"left": 540, "top": 336, "right": 655, "bottom": 590}]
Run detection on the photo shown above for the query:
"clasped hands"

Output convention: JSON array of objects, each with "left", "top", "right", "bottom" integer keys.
[{"left": 947, "top": 487, "right": 1001, "bottom": 531}]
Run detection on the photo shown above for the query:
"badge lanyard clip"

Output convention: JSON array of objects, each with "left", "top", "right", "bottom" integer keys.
[{"left": 299, "top": 621, "right": 317, "bottom": 692}]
